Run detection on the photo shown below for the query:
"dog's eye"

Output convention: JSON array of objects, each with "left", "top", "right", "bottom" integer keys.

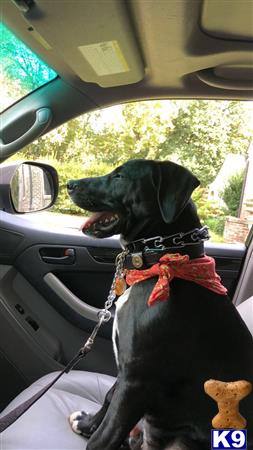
[{"left": 113, "top": 173, "right": 123, "bottom": 179}]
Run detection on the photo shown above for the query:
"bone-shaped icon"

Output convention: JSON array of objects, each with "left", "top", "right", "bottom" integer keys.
[{"left": 204, "top": 379, "right": 252, "bottom": 429}]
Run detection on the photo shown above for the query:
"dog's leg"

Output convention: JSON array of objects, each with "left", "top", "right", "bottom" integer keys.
[
  {"left": 70, "top": 381, "right": 117, "bottom": 437},
  {"left": 86, "top": 380, "right": 144, "bottom": 450}
]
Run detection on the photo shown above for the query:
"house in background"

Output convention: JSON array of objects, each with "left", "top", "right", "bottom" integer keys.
[
  {"left": 222, "top": 142, "right": 253, "bottom": 243},
  {"left": 239, "top": 140, "right": 253, "bottom": 226},
  {"left": 208, "top": 154, "right": 246, "bottom": 208}
]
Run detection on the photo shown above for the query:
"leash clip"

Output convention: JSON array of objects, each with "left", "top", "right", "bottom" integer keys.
[{"left": 97, "top": 309, "right": 112, "bottom": 323}]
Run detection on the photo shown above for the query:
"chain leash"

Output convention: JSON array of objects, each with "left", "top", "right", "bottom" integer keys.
[
  {"left": 99, "top": 249, "right": 129, "bottom": 319},
  {"left": 79, "top": 249, "right": 129, "bottom": 355}
]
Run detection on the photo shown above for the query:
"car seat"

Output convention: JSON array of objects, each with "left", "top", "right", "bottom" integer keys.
[{"left": 1, "top": 297, "right": 252, "bottom": 449}]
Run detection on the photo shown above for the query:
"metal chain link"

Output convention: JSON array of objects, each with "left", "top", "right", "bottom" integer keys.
[
  {"left": 129, "top": 226, "right": 210, "bottom": 251},
  {"left": 79, "top": 249, "right": 128, "bottom": 355},
  {"left": 98, "top": 249, "right": 129, "bottom": 322}
]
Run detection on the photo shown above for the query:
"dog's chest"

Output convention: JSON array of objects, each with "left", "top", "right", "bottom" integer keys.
[{"left": 112, "top": 287, "right": 132, "bottom": 366}]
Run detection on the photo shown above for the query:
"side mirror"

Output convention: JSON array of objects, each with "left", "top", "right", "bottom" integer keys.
[{"left": 0, "top": 161, "right": 58, "bottom": 213}]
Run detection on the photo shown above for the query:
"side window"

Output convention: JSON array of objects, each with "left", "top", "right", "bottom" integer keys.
[
  {"left": 0, "top": 23, "right": 57, "bottom": 112},
  {"left": 11, "top": 100, "right": 253, "bottom": 244}
]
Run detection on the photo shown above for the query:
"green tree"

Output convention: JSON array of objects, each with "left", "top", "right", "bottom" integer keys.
[
  {"left": 221, "top": 170, "right": 245, "bottom": 217},
  {"left": 116, "top": 102, "right": 172, "bottom": 161},
  {"left": 24, "top": 101, "right": 172, "bottom": 166},
  {"left": 73, "top": 101, "right": 173, "bottom": 165},
  {"left": 0, "top": 72, "right": 25, "bottom": 111},
  {"left": 0, "top": 23, "right": 56, "bottom": 91},
  {"left": 160, "top": 100, "right": 251, "bottom": 186},
  {"left": 8, "top": 93, "right": 252, "bottom": 194}
]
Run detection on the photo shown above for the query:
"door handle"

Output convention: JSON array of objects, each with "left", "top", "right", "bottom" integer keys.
[
  {"left": 40, "top": 248, "right": 75, "bottom": 265},
  {"left": 0, "top": 108, "right": 52, "bottom": 161},
  {"left": 44, "top": 272, "right": 100, "bottom": 322}
]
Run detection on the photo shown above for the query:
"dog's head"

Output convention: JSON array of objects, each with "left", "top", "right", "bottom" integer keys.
[{"left": 67, "top": 159, "right": 199, "bottom": 241}]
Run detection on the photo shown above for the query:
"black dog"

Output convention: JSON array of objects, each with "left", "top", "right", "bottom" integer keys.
[{"left": 67, "top": 159, "right": 253, "bottom": 450}]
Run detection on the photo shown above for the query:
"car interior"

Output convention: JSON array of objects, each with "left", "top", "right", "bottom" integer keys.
[{"left": 0, "top": 0, "right": 253, "bottom": 448}]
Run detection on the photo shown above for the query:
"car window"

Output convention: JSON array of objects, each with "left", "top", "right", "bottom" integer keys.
[
  {"left": 0, "top": 23, "right": 57, "bottom": 112},
  {"left": 10, "top": 100, "right": 253, "bottom": 245}
]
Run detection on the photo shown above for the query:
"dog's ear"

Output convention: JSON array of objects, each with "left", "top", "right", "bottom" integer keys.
[{"left": 153, "top": 161, "right": 200, "bottom": 223}]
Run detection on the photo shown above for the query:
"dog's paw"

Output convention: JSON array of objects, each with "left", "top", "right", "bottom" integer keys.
[
  {"left": 69, "top": 411, "right": 84, "bottom": 435},
  {"left": 69, "top": 411, "right": 97, "bottom": 437},
  {"left": 128, "top": 434, "right": 143, "bottom": 450}
]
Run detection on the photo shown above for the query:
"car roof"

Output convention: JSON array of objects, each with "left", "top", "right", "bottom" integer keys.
[
  {"left": 1, "top": 0, "right": 252, "bottom": 161},
  {"left": 3, "top": 0, "right": 253, "bottom": 101}
]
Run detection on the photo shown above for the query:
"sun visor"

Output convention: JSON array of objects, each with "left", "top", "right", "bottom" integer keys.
[
  {"left": 23, "top": 0, "right": 145, "bottom": 88},
  {"left": 201, "top": 0, "right": 253, "bottom": 41}
]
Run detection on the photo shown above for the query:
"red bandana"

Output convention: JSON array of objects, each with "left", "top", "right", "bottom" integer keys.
[{"left": 126, "top": 253, "right": 227, "bottom": 306}]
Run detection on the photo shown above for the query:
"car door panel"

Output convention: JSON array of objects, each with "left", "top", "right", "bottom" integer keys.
[
  {"left": 205, "top": 243, "right": 246, "bottom": 296},
  {"left": 0, "top": 263, "right": 117, "bottom": 408},
  {"left": 0, "top": 212, "right": 119, "bottom": 409},
  {"left": 15, "top": 244, "right": 117, "bottom": 329},
  {"left": 233, "top": 227, "right": 253, "bottom": 306},
  {"left": 0, "top": 210, "right": 247, "bottom": 406}
]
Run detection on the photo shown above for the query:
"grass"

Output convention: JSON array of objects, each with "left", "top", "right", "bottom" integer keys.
[{"left": 208, "top": 230, "right": 225, "bottom": 243}]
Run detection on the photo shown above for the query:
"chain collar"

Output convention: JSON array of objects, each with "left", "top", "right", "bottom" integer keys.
[
  {"left": 122, "top": 226, "right": 209, "bottom": 270},
  {"left": 126, "top": 226, "right": 209, "bottom": 253}
]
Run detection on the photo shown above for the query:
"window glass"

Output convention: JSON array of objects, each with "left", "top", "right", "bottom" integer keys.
[
  {"left": 10, "top": 100, "right": 253, "bottom": 244},
  {"left": 0, "top": 23, "right": 57, "bottom": 111}
]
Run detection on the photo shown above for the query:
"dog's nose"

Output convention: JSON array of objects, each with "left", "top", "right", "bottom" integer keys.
[{"left": 67, "top": 180, "right": 78, "bottom": 193}]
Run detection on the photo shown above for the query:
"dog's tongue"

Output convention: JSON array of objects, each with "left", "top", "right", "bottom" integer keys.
[{"left": 80, "top": 211, "right": 109, "bottom": 232}]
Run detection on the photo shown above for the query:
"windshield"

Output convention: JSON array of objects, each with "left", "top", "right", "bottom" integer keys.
[{"left": 0, "top": 23, "right": 57, "bottom": 112}]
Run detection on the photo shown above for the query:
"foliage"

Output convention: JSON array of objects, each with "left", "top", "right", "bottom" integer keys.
[
  {"left": 1, "top": 23, "right": 56, "bottom": 111},
  {"left": 192, "top": 187, "right": 226, "bottom": 237},
  {"left": 160, "top": 100, "right": 251, "bottom": 186},
  {"left": 205, "top": 217, "right": 226, "bottom": 237},
  {"left": 9, "top": 99, "right": 251, "bottom": 241},
  {"left": 221, "top": 170, "right": 245, "bottom": 217},
  {"left": 0, "top": 23, "right": 56, "bottom": 92},
  {"left": 208, "top": 229, "right": 225, "bottom": 243},
  {"left": 12, "top": 100, "right": 252, "bottom": 190},
  {"left": 192, "top": 188, "right": 224, "bottom": 222}
]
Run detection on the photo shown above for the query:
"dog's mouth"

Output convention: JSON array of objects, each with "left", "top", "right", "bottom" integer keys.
[{"left": 81, "top": 211, "right": 121, "bottom": 238}]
